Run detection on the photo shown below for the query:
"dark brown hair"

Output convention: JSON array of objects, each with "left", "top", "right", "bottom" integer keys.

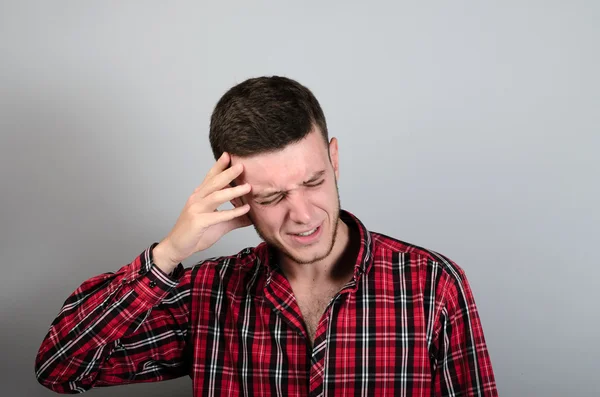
[{"left": 209, "top": 76, "right": 329, "bottom": 160}]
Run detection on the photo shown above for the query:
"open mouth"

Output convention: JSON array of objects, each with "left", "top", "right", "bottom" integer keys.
[
  {"left": 288, "top": 223, "right": 323, "bottom": 244},
  {"left": 294, "top": 227, "right": 318, "bottom": 237}
]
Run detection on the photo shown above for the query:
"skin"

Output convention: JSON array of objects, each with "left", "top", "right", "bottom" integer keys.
[
  {"left": 154, "top": 127, "right": 357, "bottom": 344},
  {"left": 230, "top": 128, "right": 353, "bottom": 285}
]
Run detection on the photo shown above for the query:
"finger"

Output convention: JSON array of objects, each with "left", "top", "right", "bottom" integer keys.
[
  {"left": 204, "top": 204, "right": 251, "bottom": 226},
  {"left": 205, "top": 152, "right": 231, "bottom": 180},
  {"left": 203, "top": 183, "right": 252, "bottom": 211},
  {"left": 233, "top": 213, "right": 253, "bottom": 228},
  {"left": 194, "top": 152, "right": 234, "bottom": 193},
  {"left": 196, "top": 163, "right": 245, "bottom": 197},
  {"left": 217, "top": 213, "right": 253, "bottom": 235}
]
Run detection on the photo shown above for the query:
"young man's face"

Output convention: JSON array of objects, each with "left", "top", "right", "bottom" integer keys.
[{"left": 231, "top": 128, "right": 342, "bottom": 266}]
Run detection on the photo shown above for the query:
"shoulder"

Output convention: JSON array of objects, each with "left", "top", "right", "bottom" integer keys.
[
  {"left": 369, "top": 231, "right": 478, "bottom": 322},
  {"left": 190, "top": 242, "right": 267, "bottom": 274},
  {"left": 187, "top": 243, "right": 268, "bottom": 293},
  {"left": 369, "top": 231, "right": 468, "bottom": 287}
]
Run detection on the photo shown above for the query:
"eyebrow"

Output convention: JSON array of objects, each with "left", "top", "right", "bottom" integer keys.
[{"left": 252, "top": 170, "right": 326, "bottom": 200}]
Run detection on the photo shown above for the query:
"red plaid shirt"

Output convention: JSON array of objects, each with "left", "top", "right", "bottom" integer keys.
[{"left": 35, "top": 210, "right": 497, "bottom": 396}]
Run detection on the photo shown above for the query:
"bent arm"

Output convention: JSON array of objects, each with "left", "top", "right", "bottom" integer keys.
[
  {"left": 35, "top": 242, "right": 191, "bottom": 393},
  {"left": 432, "top": 269, "right": 498, "bottom": 396}
]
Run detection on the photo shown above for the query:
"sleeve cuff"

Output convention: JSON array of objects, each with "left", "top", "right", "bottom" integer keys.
[{"left": 124, "top": 242, "right": 185, "bottom": 307}]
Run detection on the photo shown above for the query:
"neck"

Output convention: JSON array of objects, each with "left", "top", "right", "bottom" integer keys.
[{"left": 279, "top": 217, "right": 358, "bottom": 285}]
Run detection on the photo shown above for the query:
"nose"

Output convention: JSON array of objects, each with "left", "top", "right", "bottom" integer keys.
[{"left": 286, "top": 191, "right": 312, "bottom": 225}]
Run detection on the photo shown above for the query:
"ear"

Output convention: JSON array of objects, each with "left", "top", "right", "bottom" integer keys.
[{"left": 328, "top": 137, "right": 340, "bottom": 180}]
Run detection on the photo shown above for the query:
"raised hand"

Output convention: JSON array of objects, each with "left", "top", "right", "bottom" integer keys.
[{"left": 153, "top": 152, "right": 252, "bottom": 272}]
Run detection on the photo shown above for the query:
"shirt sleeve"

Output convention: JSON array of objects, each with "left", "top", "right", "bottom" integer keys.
[
  {"left": 34, "top": 242, "right": 192, "bottom": 393},
  {"left": 432, "top": 267, "right": 498, "bottom": 396}
]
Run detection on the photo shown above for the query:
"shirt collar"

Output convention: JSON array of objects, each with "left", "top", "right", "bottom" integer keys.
[{"left": 341, "top": 209, "right": 374, "bottom": 283}]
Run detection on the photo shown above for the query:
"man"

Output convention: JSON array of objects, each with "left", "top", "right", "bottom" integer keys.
[{"left": 35, "top": 76, "right": 498, "bottom": 396}]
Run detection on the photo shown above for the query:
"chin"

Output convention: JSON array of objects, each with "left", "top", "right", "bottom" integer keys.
[
  {"left": 281, "top": 246, "right": 332, "bottom": 265},
  {"left": 282, "top": 232, "right": 337, "bottom": 265}
]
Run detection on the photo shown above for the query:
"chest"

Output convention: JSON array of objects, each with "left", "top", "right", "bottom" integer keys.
[
  {"left": 293, "top": 285, "right": 342, "bottom": 345},
  {"left": 191, "top": 278, "right": 432, "bottom": 396}
]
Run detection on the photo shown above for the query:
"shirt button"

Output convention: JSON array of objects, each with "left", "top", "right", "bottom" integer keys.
[
  {"left": 149, "top": 280, "right": 157, "bottom": 288},
  {"left": 138, "top": 268, "right": 147, "bottom": 276}
]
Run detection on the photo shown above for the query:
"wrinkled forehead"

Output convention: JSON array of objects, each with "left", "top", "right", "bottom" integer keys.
[
  {"left": 230, "top": 138, "right": 330, "bottom": 188},
  {"left": 233, "top": 152, "right": 327, "bottom": 187}
]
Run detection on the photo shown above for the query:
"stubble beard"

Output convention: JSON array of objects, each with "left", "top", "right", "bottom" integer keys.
[{"left": 249, "top": 183, "right": 342, "bottom": 266}]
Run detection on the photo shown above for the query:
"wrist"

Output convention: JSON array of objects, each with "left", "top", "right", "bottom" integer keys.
[{"left": 152, "top": 240, "right": 179, "bottom": 274}]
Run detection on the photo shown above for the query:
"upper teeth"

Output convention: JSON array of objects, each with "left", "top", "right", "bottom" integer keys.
[{"left": 296, "top": 227, "right": 317, "bottom": 236}]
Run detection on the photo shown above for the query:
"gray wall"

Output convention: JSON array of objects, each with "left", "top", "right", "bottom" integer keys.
[{"left": 1, "top": 1, "right": 598, "bottom": 396}]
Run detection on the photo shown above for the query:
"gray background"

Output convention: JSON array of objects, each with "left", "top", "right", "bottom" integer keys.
[{"left": 1, "top": 1, "right": 598, "bottom": 396}]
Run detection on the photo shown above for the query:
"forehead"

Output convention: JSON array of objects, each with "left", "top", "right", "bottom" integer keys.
[{"left": 230, "top": 130, "right": 329, "bottom": 187}]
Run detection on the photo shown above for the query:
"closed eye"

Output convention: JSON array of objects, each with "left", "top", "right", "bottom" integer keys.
[
  {"left": 305, "top": 180, "right": 324, "bottom": 188},
  {"left": 257, "top": 180, "right": 324, "bottom": 205},
  {"left": 258, "top": 195, "right": 284, "bottom": 206}
]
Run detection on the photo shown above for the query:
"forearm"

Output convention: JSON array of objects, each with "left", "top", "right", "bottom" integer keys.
[{"left": 35, "top": 243, "right": 186, "bottom": 393}]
